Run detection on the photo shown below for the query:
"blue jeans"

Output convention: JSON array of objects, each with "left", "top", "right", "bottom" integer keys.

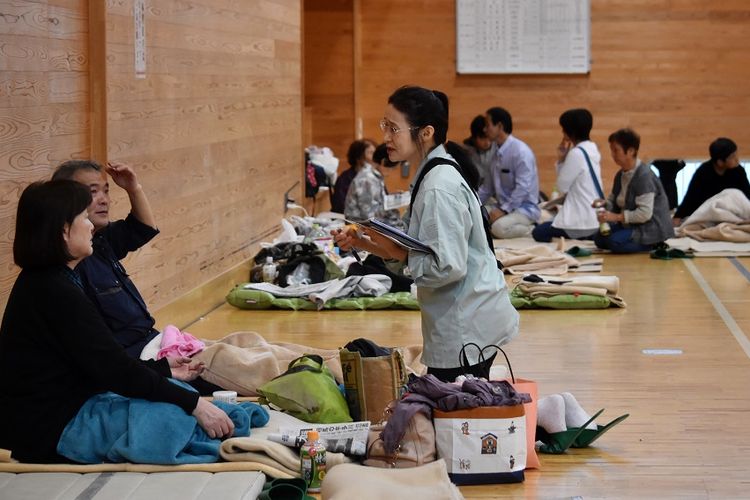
[{"left": 594, "top": 224, "right": 653, "bottom": 253}]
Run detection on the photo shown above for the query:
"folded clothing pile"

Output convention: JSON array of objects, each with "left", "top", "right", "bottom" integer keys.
[
  {"left": 511, "top": 274, "right": 625, "bottom": 309},
  {"left": 496, "top": 245, "right": 602, "bottom": 275}
]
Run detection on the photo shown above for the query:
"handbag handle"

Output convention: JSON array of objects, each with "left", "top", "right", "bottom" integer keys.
[
  {"left": 458, "top": 342, "right": 515, "bottom": 383},
  {"left": 268, "top": 354, "right": 324, "bottom": 381},
  {"left": 366, "top": 436, "right": 400, "bottom": 468}
]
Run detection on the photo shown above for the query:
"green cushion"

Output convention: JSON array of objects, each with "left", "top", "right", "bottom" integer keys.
[
  {"left": 510, "top": 287, "right": 613, "bottom": 309},
  {"left": 225, "top": 288, "right": 276, "bottom": 310},
  {"left": 226, "top": 284, "right": 420, "bottom": 311},
  {"left": 271, "top": 297, "right": 320, "bottom": 310}
]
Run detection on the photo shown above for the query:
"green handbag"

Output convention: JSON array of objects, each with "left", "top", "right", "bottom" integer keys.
[{"left": 257, "top": 354, "right": 353, "bottom": 423}]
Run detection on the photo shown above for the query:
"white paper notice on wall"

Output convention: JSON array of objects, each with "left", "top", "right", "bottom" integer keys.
[
  {"left": 134, "top": 0, "right": 146, "bottom": 79},
  {"left": 456, "top": 0, "right": 591, "bottom": 74}
]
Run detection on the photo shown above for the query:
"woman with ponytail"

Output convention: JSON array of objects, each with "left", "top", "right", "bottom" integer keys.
[{"left": 333, "top": 86, "right": 519, "bottom": 382}]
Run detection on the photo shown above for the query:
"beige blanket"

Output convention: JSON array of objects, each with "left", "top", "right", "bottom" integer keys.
[
  {"left": 678, "top": 188, "right": 750, "bottom": 242},
  {"left": 496, "top": 245, "right": 579, "bottom": 275},
  {"left": 321, "top": 459, "right": 464, "bottom": 500},
  {"left": 220, "top": 437, "right": 352, "bottom": 478},
  {"left": 681, "top": 221, "right": 750, "bottom": 243},
  {"left": 194, "top": 331, "right": 425, "bottom": 396}
]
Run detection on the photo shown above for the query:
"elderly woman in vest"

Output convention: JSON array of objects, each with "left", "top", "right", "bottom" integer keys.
[{"left": 593, "top": 128, "right": 674, "bottom": 253}]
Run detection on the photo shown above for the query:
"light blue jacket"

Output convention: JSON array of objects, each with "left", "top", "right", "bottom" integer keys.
[{"left": 405, "top": 145, "right": 519, "bottom": 368}]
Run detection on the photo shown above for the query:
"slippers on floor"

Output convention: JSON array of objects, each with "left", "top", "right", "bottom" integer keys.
[
  {"left": 536, "top": 409, "right": 603, "bottom": 454},
  {"left": 649, "top": 248, "right": 672, "bottom": 260},
  {"left": 571, "top": 413, "right": 630, "bottom": 448},
  {"left": 566, "top": 246, "right": 593, "bottom": 257},
  {"left": 650, "top": 247, "right": 694, "bottom": 260},
  {"left": 668, "top": 248, "right": 694, "bottom": 259}
]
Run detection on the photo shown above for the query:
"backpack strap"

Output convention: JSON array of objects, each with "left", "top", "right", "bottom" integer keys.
[
  {"left": 577, "top": 146, "right": 605, "bottom": 199},
  {"left": 409, "top": 157, "right": 502, "bottom": 270}
]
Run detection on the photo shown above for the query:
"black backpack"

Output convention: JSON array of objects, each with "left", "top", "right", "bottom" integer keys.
[{"left": 409, "top": 157, "right": 502, "bottom": 270}]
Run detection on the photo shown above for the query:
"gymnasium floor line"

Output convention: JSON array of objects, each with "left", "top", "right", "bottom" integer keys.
[
  {"left": 728, "top": 256, "right": 750, "bottom": 283},
  {"left": 683, "top": 259, "right": 750, "bottom": 359}
]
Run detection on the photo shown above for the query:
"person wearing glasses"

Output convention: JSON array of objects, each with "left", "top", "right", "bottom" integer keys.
[
  {"left": 334, "top": 86, "right": 519, "bottom": 382},
  {"left": 478, "top": 106, "right": 541, "bottom": 239}
]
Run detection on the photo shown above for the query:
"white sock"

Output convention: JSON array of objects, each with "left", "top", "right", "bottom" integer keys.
[
  {"left": 537, "top": 394, "right": 566, "bottom": 433},
  {"left": 561, "top": 392, "right": 597, "bottom": 429}
]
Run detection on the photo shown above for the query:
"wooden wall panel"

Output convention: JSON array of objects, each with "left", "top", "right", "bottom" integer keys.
[
  {"left": 355, "top": 0, "right": 750, "bottom": 193},
  {"left": 0, "top": 0, "right": 90, "bottom": 310},
  {"left": 0, "top": 0, "right": 302, "bottom": 313},
  {"left": 103, "top": 0, "right": 302, "bottom": 309},
  {"left": 303, "top": 0, "right": 354, "bottom": 163}
]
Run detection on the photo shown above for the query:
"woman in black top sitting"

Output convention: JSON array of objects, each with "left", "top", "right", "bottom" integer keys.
[{"left": 0, "top": 180, "right": 234, "bottom": 463}]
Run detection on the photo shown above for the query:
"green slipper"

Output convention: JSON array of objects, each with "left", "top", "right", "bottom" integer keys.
[
  {"left": 571, "top": 413, "right": 629, "bottom": 448},
  {"left": 536, "top": 409, "right": 603, "bottom": 454},
  {"left": 667, "top": 249, "right": 694, "bottom": 259},
  {"left": 649, "top": 248, "right": 672, "bottom": 260},
  {"left": 566, "top": 246, "right": 593, "bottom": 257}
]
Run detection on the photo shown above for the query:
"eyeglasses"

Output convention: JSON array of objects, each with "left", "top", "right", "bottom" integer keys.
[{"left": 379, "top": 119, "right": 419, "bottom": 135}]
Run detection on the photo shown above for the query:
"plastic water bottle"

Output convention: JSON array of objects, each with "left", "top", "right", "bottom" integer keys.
[
  {"left": 300, "top": 430, "right": 326, "bottom": 493},
  {"left": 262, "top": 256, "right": 277, "bottom": 283},
  {"left": 594, "top": 203, "right": 611, "bottom": 236},
  {"left": 309, "top": 223, "right": 333, "bottom": 254}
]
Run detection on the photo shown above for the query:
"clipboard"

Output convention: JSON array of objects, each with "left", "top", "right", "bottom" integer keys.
[{"left": 345, "top": 218, "right": 435, "bottom": 255}]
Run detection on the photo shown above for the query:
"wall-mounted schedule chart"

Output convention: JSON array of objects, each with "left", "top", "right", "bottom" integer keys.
[{"left": 456, "top": 0, "right": 590, "bottom": 74}]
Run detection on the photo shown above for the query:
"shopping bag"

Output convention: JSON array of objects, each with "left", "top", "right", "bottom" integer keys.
[
  {"left": 433, "top": 404, "right": 526, "bottom": 485},
  {"left": 257, "top": 354, "right": 352, "bottom": 423},
  {"left": 460, "top": 343, "right": 540, "bottom": 469},
  {"left": 511, "top": 377, "right": 540, "bottom": 469},
  {"left": 340, "top": 347, "right": 407, "bottom": 423}
]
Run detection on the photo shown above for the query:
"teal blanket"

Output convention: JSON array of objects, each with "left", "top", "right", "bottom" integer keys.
[{"left": 57, "top": 380, "right": 269, "bottom": 464}]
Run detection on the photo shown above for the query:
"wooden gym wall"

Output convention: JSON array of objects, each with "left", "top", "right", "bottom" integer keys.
[
  {"left": 306, "top": 0, "right": 750, "bottom": 194},
  {"left": 0, "top": 0, "right": 90, "bottom": 310},
  {"left": 0, "top": 0, "right": 302, "bottom": 312},
  {"left": 304, "top": 0, "right": 353, "bottom": 162}
]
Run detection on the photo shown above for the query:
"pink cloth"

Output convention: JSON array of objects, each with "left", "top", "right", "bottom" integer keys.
[{"left": 156, "top": 324, "right": 205, "bottom": 359}]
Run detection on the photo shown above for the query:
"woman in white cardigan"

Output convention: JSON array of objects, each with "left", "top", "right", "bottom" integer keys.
[{"left": 533, "top": 108, "right": 603, "bottom": 242}]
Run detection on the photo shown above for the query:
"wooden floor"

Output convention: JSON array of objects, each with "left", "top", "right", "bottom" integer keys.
[{"left": 156, "top": 253, "right": 750, "bottom": 499}]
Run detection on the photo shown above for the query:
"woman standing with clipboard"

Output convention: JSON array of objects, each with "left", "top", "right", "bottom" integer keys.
[{"left": 333, "top": 86, "right": 519, "bottom": 382}]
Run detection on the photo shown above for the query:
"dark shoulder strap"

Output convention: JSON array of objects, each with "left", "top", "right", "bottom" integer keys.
[
  {"left": 409, "top": 157, "right": 502, "bottom": 270},
  {"left": 409, "top": 157, "right": 462, "bottom": 213},
  {"left": 576, "top": 146, "right": 605, "bottom": 198}
]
